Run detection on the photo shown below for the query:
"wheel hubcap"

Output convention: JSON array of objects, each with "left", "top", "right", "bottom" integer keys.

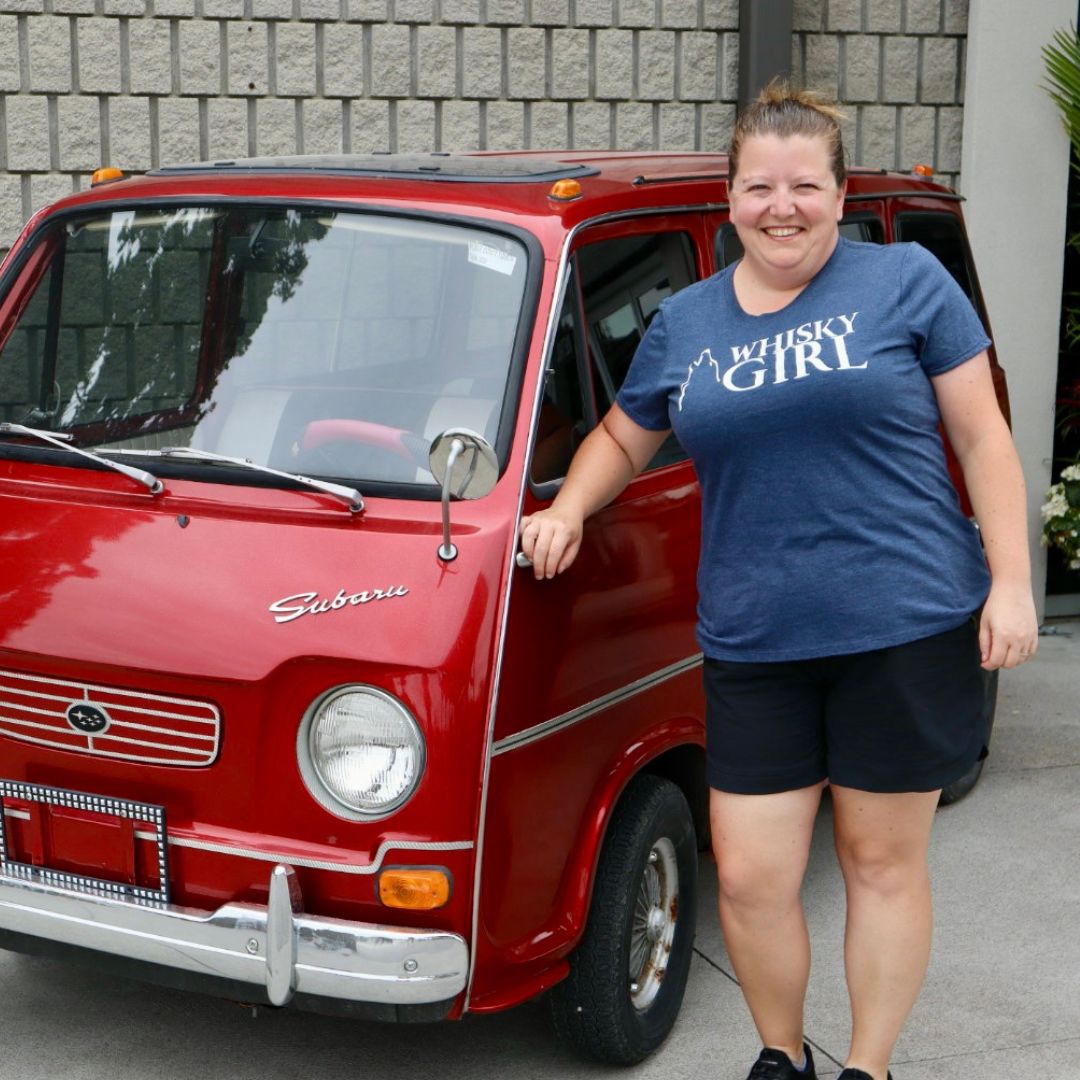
[{"left": 628, "top": 836, "right": 679, "bottom": 1011}]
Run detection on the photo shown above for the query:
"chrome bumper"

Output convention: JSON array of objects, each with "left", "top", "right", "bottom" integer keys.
[{"left": 0, "top": 863, "right": 468, "bottom": 1009}]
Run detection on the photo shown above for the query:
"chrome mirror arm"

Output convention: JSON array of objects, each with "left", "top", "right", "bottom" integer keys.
[
  {"left": 427, "top": 427, "right": 499, "bottom": 563},
  {"left": 437, "top": 438, "right": 465, "bottom": 562}
]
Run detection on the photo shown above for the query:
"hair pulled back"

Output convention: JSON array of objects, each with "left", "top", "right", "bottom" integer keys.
[{"left": 729, "top": 81, "right": 847, "bottom": 187}]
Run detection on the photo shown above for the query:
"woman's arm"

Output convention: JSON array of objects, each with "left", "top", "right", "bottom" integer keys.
[
  {"left": 932, "top": 352, "right": 1039, "bottom": 669},
  {"left": 520, "top": 403, "right": 670, "bottom": 580}
]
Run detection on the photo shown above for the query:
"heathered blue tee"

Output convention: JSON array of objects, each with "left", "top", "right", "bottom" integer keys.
[{"left": 616, "top": 238, "right": 992, "bottom": 662}]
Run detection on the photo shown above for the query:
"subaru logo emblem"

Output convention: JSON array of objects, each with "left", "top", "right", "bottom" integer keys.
[{"left": 66, "top": 703, "right": 110, "bottom": 734}]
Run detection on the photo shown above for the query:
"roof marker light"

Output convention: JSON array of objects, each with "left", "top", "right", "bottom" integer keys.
[
  {"left": 91, "top": 167, "right": 125, "bottom": 186},
  {"left": 548, "top": 178, "right": 583, "bottom": 201},
  {"left": 912, "top": 163, "right": 934, "bottom": 177}
]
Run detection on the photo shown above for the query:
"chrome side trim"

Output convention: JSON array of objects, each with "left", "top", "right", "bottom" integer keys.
[
  {"left": 0, "top": 805, "right": 473, "bottom": 876},
  {"left": 0, "top": 863, "right": 468, "bottom": 1007},
  {"left": 161, "top": 836, "right": 474, "bottom": 876},
  {"left": 491, "top": 654, "right": 703, "bottom": 756}
]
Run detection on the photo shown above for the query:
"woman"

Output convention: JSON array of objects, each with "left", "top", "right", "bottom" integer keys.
[{"left": 519, "top": 84, "right": 1038, "bottom": 1080}]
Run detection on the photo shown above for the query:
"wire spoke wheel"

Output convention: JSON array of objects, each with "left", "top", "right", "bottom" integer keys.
[
  {"left": 549, "top": 774, "right": 698, "bottom": 1064},
  {"left": 628, "top": 837, "right": 678, "bottom": 1011}
]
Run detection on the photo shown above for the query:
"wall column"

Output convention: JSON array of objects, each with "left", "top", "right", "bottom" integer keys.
[
  {"left": 738, "top": 0, "right": 794, "bottom": 109},
  {"left": 960, "top": 0, "right": 1075, "bottom": 618}
]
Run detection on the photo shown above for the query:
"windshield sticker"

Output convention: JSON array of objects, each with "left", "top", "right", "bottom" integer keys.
[
  {"left": 468, "top": 241, "right": 517, "bottom": 276},
  {"left": 269, "top": 586, "right": 409, "bottom": 624}
]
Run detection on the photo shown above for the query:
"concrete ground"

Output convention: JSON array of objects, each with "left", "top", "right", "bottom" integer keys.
[{"left": 1, "top": 622, "right": 1077, "bottom": 1080}]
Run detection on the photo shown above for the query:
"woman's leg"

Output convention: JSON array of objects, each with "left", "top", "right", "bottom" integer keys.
[
  {"left": 711, "top": 782, "right": 825, "bottom": 1062},
  {"left": 830, "top": 785, "right": 941, "bottom": 1080}
]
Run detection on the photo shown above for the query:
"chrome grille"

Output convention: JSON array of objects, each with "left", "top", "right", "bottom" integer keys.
[{"left": 0, "top": 669, "right": 220, "bottom": 766}]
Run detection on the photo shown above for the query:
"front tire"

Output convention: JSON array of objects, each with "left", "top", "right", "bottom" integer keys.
[{"left": 549, "top": 774, "right": 698, "bottom": 1064}]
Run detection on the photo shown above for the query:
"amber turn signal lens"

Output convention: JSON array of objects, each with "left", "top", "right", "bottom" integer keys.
[
  {"left": 912, "top": 163, "right": 934, "bottom": 177},
  {"left": 91, "top": 167, "right": 125, "bottom": 186},
  {"left": 548, "top": 179, "right": 583, "bottom": 201},
  {"left": 378, "top": 868, "right": 451, "bottom": 910}
]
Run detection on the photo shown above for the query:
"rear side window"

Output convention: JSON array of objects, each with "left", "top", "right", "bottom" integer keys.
[
  {"left": 531, "top": 230, "right": 695, "bottom": 486},
  {"left": 893, "top": 213, "right": 977, "bottom": 300}
]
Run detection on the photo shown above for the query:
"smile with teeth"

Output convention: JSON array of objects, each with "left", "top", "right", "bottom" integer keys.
[{"left": 763, "top": 226, "right": 802, "bottom": 237}]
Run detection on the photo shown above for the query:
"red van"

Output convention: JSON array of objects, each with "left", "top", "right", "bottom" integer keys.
[{"left": 0, "top": 153, "right": 1004, "bottom": 1063}]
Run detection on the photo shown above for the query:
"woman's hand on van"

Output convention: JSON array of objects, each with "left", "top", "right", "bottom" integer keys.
[{"left": 520, "top": 508, "right": 584, "bottom": 580}]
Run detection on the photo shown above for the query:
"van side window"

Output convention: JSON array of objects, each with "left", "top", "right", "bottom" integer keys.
[
  {"left": 531, "top": 231, "right": 695, "bottom": 486},
  {"left": 714, "top": 215, "right": 884, "bottom": 269},
  {"left": 580, "top": 232, "right": 693, "bottom": 471},
  {"left": 893, "top": 213, "right": 977, "bottom": 300},
  {"left": 530, "top": 274, "right": 592, "bottom": 485},
  {"left": 578, "top": 233, "right": 695, "bottom": 410}
]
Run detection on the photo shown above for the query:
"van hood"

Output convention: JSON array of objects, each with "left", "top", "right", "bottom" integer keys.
[{"left": 0, "top": 477, "right": 510, "bottom": 685}]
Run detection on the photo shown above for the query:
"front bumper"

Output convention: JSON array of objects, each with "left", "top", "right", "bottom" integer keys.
[{"left": 0, "top": 863, "right": 468, "bottom": 1013}]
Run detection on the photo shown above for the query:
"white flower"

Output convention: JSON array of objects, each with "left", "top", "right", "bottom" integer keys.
[
  {"left": 1041, "top": 467, "right": 1080, "bottom": 568},
  {"left": 1041, "top": 488, "right": 1070, "bottom": 520}
]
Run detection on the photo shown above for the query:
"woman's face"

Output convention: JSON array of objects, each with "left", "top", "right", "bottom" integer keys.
[{"left": 729, "top": 132, "right": 845, "bottom": 286}]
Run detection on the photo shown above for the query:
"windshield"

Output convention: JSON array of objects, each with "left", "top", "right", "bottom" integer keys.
[{"left": 0, "top": 205, "right": 530, "bottom": 489}]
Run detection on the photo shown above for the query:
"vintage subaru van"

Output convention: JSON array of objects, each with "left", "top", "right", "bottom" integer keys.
[{"left": 0, "top": 153, "right": 1004, "bottom": 1063}]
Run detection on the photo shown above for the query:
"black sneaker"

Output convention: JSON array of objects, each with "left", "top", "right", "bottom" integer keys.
[
  {"left": 746, "top": 1042, "right": 817, "bottom": 1079},
  {"left": 837, "top": 1070, "right": 893, "bottom": 1080}
]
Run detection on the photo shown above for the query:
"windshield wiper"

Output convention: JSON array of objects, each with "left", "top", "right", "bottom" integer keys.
[
  {"left": 0, "top": 423, "right": 164, "bottom": 495},
  {"left": 103, "top": 446, "right": 364, "bottom": 514}
]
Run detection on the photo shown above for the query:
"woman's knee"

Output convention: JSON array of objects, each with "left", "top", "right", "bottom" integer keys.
[
  {"left": 830, "top": 787, "right": 937, "bottom": 895},
  {"left": 713, "top": 848, "right": 805, "bottom": 911},
  {"left": 709, "top": 785, "right": 821, "bottom": 910},
  {"left": 834, "top": 835, "right": 929, "bottom": 896}
]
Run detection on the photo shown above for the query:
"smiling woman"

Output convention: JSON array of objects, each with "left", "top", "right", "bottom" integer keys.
[
  {"left": 725, "top": 87, "right": 847, "bottom": 315},
  {"left": 519, "top": 82, "right": 1037, "bottom": 1080},
  {"left": 727, "top": 132, "right": 845, "bottom": 310}
]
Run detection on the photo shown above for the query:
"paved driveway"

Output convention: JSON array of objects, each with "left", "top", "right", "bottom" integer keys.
[{"left": 2, "top": 624, "right": 1077, "bottom": 1080}]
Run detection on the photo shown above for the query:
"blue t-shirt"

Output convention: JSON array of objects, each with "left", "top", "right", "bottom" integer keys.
[{"left": 616, "top": 238, "right": 992, "bottom": 661}]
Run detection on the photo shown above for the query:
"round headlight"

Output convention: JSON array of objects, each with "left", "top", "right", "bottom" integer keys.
[{"left": 298, "top": 686, "right": 425, "bottom": 819}]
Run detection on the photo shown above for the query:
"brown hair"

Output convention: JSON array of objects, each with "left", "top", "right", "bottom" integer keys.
[{"left": 728, "top": 81, "right": 847, "bottom": 187}]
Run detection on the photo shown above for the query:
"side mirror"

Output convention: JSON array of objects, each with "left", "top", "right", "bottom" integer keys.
[{"left": 428, "top": 428, "right": 498, "bottom": 561}]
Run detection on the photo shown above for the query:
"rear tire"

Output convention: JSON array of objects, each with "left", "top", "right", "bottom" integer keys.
[
  {"left": 939, "top": 668, "right": 999, "bottom": 806},
  {"left": 549, "top": 774, "right": 698, "bottom": 1064}
]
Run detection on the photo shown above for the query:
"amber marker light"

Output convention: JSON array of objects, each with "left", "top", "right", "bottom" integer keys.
[
  {"left": 91, "top": 167, "right": 125, "bottom": 186},
  {"left": 378, "top": 867, "right": 451, "bottom": 910},
  {"left": 548, "top": 179, "right": 583, "bottom": 201},
  {"left": 912, "top": 163, "right": 934, "bottom": 177}
]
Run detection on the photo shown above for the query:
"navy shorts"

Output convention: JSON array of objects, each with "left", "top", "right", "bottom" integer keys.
[{"left": 704, "top": 618, "right": 987, "bottom": 795}]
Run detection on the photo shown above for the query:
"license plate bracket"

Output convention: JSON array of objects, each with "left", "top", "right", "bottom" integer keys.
[{"left": 0, "top": 780, "right": 169, "bottom": 904}]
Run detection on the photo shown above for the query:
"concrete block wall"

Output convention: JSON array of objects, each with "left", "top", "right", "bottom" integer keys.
[
  {"left": 0, "top": 0, "right": 968, "bottom": 254},
  {"left": 793, "top": 0, "right": 969, "bottom": 190}
]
